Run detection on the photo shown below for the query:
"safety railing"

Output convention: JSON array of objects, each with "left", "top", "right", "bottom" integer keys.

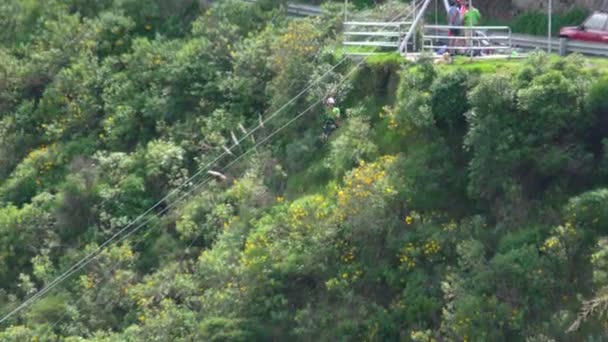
[
  {"left": 561, "top": 38, "right": 608, "bottom": 57},
  {"left": 343, "top": 21, "right": 412, "bottom": 55},
  {"left": 240, "top": 0, "right": 322, "bottom": 17},
  {"left": 422, "top": 25, "right": 512, "bottom": 56},
  {"left": 287, "top": 3, "right": 323, "bottom": 17},
  {"left": 507, "top": 34, "right": 608, "bottom": 58}
]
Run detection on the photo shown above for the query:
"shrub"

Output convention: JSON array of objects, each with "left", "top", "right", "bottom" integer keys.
[
  {"left": 25, "top": 295, "right": 69, "bottom": 325},
  {"left": 393, "top": 61, "right": 437, "bottom": 132},
  {"left": 0, "top": 144, "right": 64, "bottom": 205},
  {"left": 564, "top": 189, "right": 608, "bottom": 234},
  {"left": 510, "top": 8, "right": 588, "bottom": 36},
  {"left": 55, "top": 174, "right": 97, "bottom": 241},
  {"left": 587, "top": 77, "right": 608, "bottom": 116},
  {"left": 430, "top": 70, "right": 470, "bottom": 131},
  {"left": 326, "top": 116, "right": 379, "bottom": 177},
  {"left": 198, "top": 317, "right": 260, "bottom": 342},
  {"left": 466, "top": 56, "right": 592, "bottom": 202}
]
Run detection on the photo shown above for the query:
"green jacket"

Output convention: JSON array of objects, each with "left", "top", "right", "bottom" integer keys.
[
  {"left": 464, "top": 7, "right": 481, "bottom": 27},
  {"left": 326, "top": 107, "right": 340, "bottom": 121}
]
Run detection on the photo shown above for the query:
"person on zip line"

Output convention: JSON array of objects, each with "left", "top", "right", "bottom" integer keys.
[{"left": 322, "top": 96, "right": 341, "bottom": 141}]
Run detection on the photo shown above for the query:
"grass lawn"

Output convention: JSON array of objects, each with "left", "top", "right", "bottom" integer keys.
[
  {"left": 337, "top": 42, "right": 608, "bottom": 74},
  {"left": 440, "top": 56, "right": 523, "bottom": 73},
  {"left": 432, "top": 53, "right": 608, "bottom": 74},
  {"left": 585, "top": 56, "right": 608, "bottom": 73}
]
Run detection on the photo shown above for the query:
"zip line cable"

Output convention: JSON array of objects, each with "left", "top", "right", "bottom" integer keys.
[
  {"left": 0, "top": 4, "right": 417, "bottom": 324},
  {"left": 49, "top": 3, "right": 418, "bottom": 307},
  {"left": 46, "top": 49, "right": 377, "bottom": 327},
  {"left": 2, "top": 3, "right": 419, "bottom": 324},
  {"left": 0, "top": 2, "right": 420, "bottom": 325},
  {"left": 50, "top": 53, "right": 373, "bottom": 329}
]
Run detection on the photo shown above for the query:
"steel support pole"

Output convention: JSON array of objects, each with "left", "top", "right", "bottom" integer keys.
[
  {"left": 413, "top": 0, "right": 417, "bottom": 51},
  {"left": 344, "top": 0, "right": 348, "bottom": 22},
  {"left": 400, "top": 0, "right": 433, "bottom": 53},
  {"left": 442, "top": 0, "right": 449, "bottom": 13},
  {"left": 548, "top": 0, "right": 552, "bottom": 53}
]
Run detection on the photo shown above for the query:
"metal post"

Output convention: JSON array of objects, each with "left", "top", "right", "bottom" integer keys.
[
  {"left": 559, "top": 37, "right": 567, "bottom": 56},
  {"left": 400, "top": 0, "right": 433, "bottom": 54},
  {"left": 344, "top": 0, "right": 348, "bottom": 22},
  {"left": 435, "top": 0, "right": 438, "bottom": 41},
  {"left": 413, "top": 0, "right": 417, "bottom": 51},
  {"left": 470, "top": 27, "right": 473, "bottom": 59},
  {"left": 508, "top": 27, "right": 512, "bottom": 54},
  {"left": 548, "top": 0, "right": 552, "bottom": 53},
  {"left": 470, "top": 0, "right": 474, "bottom": 58}
]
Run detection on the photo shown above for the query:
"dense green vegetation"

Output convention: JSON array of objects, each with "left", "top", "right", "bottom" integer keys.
[
  {"left": 3, "top": 0, "right": 608, "bottom": 341},
  {"left": 495, "top": 7, "right": 589, "bottom": 36}
]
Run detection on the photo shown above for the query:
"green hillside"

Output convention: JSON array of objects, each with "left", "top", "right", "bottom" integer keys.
[{"left": 3, "top": 0, "right": 608, "bottom": 341}]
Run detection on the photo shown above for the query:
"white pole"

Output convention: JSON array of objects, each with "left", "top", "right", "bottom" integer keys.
[
  {"left": 413, "top": 0, "right": 417, "bottom": 51},
  {"left": 344, "top": 0, "right": 348, "bottom": 22},
  {"left": 548, "top": 0, "right": 552, "bottom": 53},
  {"left": 400, "top": 0, "right": 433, "bottom": 53}
]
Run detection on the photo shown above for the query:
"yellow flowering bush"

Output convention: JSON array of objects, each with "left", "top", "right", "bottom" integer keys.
[
  {"left": 399, "top": 243, "right": 417, "bottom": 270},
  {"left": 0, "top": 143, "right": 63, "bottom": 204},
  {"left": 325, "top": 267, "right": 365, "bottom": 292},
  {"left": 399, "top": 234, "right": 443, "bottom": 270},
  {"left": 336, "top": 155, "right": 397, "bottom": 222},
  {"left": 379, "top": 105, "right": 398, "bottom": 130},
  {"left": 272, "top": 20, "right": 321, "bottom": 73},
  {"left": 240, "top": 194, "right": 336, "bottom": 276},
  {"left": 540, "top": 222, "right": 581, "bottom": 262}
]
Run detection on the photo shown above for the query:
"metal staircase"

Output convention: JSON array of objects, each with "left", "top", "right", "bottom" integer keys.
[
  {"left": 342, "top": 0, "right": 426, "bottom": 55},
  {"left": 343, "top": 0, "right": 514, "bottom": 59}
]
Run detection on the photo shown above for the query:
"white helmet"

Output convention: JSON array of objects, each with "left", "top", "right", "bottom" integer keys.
[{"left": 326, "top": 97, "right": 335, "bottom": 105}]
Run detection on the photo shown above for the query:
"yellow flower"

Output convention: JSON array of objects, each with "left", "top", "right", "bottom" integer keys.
[{"left": 405, "top": 216, "right": 413, "bottom": 225}]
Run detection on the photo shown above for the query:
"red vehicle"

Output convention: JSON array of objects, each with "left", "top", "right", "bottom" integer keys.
[{"left": 559, "top": 11, "right": 608, "bottom": 43}]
